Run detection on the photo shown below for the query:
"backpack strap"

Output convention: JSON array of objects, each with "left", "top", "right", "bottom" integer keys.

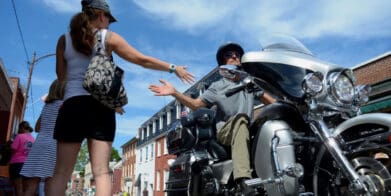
[{"left": 95, "top": 29, "right": 108, "bottom": 56}]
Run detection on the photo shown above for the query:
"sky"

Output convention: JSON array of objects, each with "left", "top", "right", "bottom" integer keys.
[{"left": 1, "top": 0, "right": 390, "bottom": 151}]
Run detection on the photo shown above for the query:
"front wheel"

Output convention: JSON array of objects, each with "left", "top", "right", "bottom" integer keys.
[{"left": 314, "top": 152, "right": 391, "bottom": 195}]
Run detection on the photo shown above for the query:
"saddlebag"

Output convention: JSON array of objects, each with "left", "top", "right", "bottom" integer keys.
[
  {"left": 167, "top": 127, "right": 196, "bottom": 155},
  {"left": 165, "top": 152, "right": 193, "bottom": 192}
]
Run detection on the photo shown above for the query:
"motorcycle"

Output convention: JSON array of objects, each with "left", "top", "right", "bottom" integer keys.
[{"left": 165, "top": 36, "right": 391, "bottom": 195}]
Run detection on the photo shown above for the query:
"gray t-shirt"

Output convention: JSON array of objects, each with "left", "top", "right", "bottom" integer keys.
[{"left": 201, "top": 78, "right": 262, "bottom": 129}]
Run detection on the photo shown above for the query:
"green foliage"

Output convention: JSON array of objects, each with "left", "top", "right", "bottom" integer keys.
[
  {"left": 74, "top": 141, "right": 122, "bottom": 172},
  {"left": 111, "top": 147, "right": 122, "bottom": 162},
  {"left": 75, "top": 141, "right": 89, "bottom": 171}
]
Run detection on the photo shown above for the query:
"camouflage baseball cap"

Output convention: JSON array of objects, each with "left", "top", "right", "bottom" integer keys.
[{"left": 81, "top": 0, "right": 117, "bottom": 23}]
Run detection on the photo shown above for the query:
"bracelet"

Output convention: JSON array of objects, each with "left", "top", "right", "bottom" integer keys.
[{"left": 169, "top": 64, "right": 176, "bottom": 73}]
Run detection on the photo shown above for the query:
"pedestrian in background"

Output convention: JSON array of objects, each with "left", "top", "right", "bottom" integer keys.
[
  {"left": 46, "top": 0, "right": 194, "bottom": 195},
  {"left": 9, "top": 121, "right": 35, "bottom": 196},
  {"left": 20, "top": 79, "right": 65, "bottom": 196}
]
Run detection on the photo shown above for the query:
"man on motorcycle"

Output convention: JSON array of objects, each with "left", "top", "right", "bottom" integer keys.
[{"left": 149, "top": 43, "right": 275, "bottom": 195}]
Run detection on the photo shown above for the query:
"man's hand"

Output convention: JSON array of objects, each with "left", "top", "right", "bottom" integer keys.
[{"left": 149, "top": 79, "right": 176, "bottom": 96}]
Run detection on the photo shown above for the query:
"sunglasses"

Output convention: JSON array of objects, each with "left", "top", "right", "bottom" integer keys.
[{"left": 224, "top": 51, "right": 241, "bottom": 59}]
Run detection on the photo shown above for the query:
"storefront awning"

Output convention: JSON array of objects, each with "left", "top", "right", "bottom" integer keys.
[{"left": 361, "top": 98, "right": 391, "bottom": 113}]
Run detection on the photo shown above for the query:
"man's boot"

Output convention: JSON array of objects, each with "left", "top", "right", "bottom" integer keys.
[{"left": 235, "top": 177, "right": 255, "bottom": 196}]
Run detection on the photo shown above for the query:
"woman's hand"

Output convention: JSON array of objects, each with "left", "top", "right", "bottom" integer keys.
[
  {"left": 174, "top": 65, "right": 195, "bottom": 84},
  {"left": 115, "top": 107, "right": 125, "bottom": 115}
]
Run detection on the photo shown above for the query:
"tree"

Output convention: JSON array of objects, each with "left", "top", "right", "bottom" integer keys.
[
  {"left": 111, "top": 147, "right": 121, "bottom": 162},
  {"left": 75, "top": 142, "right": 122, "bottom": 172},
  {"left": 75, "top": 141, "right": 89, "bottom": 172}
]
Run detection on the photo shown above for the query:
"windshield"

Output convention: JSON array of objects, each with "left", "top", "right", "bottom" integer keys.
[{"left": 260, "top": 34, "right": 313, "bottom": 56}]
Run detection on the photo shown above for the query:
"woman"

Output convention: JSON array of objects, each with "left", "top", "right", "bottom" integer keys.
[
  {"left": 46, "top": 0, "right": 194, "bottom": 195},
  {"left": 20, "top": 79, "right": 64, "bottom": 196},
  {"left": 9, "top": 121, "right": 35, "bottom": 196}
]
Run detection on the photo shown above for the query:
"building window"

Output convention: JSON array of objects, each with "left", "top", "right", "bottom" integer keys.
[
  {"left": 164, "top": 170, "right": 169, "bottom": 195},
  {"left": 156, "top": 171, "right": 160, "bottom": 191},
  {"left": 140, "top": 149, "right": 142, "bottom": 162},
  {"left": 146, "top": 126, "right": 150, "bottom": 137},
  {"left": 159, "top": 116, "right": 163, "bottom": 131},
  {"left": 167, "top": 110, "right": 171, "bottom": 125},
  {"left": 157, "top": 141, "right": 161, "bottom": 157},
  {"left": 163, "top": 115, "right": 167, "bottom": 129},
  {"left": 143, "top": 127, "right": 147, "bottom": 140},
  {"left": 156, "top": 119, "right": 159, "bottom": 132},
  {"left": 163, "top": 138, "right": 168, "bottom": 155},
  {"left": 151, "top": 144, "right": 154, "bottom": 158},
  {"left": 146, "top": 146, "right": 148, "bottom": 161},
  {"left": 144, "top": 181, "right": 148, "bottom": 192},
  {"left": 176, "top": 103, "right": 181, "bottom": 119},
  {"left": 152, "top": 120, "right": 156, "bottom": 133},
  {"left": 149, "top": 124, "right": 153, "bottom": 137}
]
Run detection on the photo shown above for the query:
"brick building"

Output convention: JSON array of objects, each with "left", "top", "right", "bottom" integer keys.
[
  {"left": 154, "top": 135, "right": 175, "bottom": 196},
  {"left": 130, "top": 68, "right": 221, "bottom": 196},
  {"left": 112, "top": 161, "right": 123, "bottom": 195},
  {"left": 353, "top": 52, "right": 391, "bottom": 113},
  {"left": 0, "top": 59, "right": 26, "bottom": 179},
  {"left": 0, "top": 60, "right": 25, "bottom": 145},
  {"left": 121, "top": 137, "right": 138, "bottom": 195}
]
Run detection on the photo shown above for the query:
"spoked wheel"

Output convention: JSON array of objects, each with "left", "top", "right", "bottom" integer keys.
[
  {"left": 315, "top": 155, "right": 391, "bottom": 196},
  {"left": 351, "top": 157, "right": 391, "bottom": 195}
]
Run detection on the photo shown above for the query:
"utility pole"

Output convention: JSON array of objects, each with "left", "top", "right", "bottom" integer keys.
[{"left": 21, "top": 52, "right": 55, "bottom": 120}]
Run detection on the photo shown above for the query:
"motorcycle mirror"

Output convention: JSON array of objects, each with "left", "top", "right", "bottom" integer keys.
[{"left": 218, "top": 64, "right": 249, "bottom": 81}]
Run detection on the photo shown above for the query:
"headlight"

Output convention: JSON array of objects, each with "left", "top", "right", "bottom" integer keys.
[
  {"left": 329, "top": 71, "right": 355, "bottom": 104},
  {"left": 302, "top": 72, "right": 323, "bottom": 96},
  {"left": 355, "top": 85, "right": 371, "bottom": 105}
]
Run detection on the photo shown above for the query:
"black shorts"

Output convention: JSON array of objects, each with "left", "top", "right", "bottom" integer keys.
[
  {"left": 9, "top": 163, "right": 24, "bottom": 180},
  {"left": 54, "top": 96, "right": 116, "bottom": 142}
]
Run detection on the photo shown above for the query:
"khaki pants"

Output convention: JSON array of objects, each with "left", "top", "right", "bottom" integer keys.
[{"left": 216, "top": 114, "right": 251, "bottom": 180}]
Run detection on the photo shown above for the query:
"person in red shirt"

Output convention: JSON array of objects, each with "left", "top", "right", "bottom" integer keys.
[{"left": 9, "top": 121, "right": 35, "bottom": 196}]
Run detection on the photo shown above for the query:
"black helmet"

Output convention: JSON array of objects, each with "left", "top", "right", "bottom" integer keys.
[{"left": 216, "top": 42, "right": 244, "bottom": 66}]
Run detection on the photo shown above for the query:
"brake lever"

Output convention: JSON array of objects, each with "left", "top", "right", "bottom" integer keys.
[{"left": 225, "top": 77, "right": 254, "bottom": 97}]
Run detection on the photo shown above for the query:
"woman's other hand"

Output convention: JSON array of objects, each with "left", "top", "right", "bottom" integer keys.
[{"left": 115, "top": 107, "right": 125, "bottom": 115}]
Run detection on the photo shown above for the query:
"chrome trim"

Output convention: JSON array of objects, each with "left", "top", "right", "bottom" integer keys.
[
  {"left": 271, "top": 136, "right": 282, "bottom": 175},
  {"left": 302, "top": 72, "right": 324, "bottom": 96},
  {"left": 327, "top": 70, "right": 355, "bottom": 106},
  {"left": 311, "top": 120, "right": 365, "bottom": 192},
  {"left": 332, "top": 113, "right": 391, "bottom": 137},
  {"left": 242, "top": 51, "right": 339, "bottom": 75}
]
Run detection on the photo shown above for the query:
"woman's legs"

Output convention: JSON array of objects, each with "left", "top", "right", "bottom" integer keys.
[
  {"left": 12, "top": 177, "right": 23, "bottom": 196},
  {"left": 23, "top": 177, "right": 40, "bottom": 196},
  {"left": 46, "top": 141, "right": 81, "bottom": 196},
  {"left": 88, "top": 139, "right": 112, "bottom": 196},
  {"left": 9, "top": 163, "right": 25, "bottom": 196}
]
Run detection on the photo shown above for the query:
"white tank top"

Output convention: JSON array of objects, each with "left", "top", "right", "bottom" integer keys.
[{"left": 63, "top": 29, "right": 108, "bottom": 100}]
